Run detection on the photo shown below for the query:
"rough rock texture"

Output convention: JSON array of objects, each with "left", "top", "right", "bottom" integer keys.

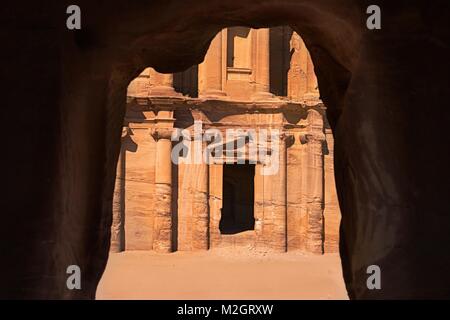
[{"left": 1, "top": 0, "right": 450, "bottom": 299}]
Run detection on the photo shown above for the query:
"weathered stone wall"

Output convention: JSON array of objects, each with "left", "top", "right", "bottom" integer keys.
[
  {"left": 324, "top": 128, "right": 340, "bottom": 253},
  {"left": 116, "top": 99, "right": 341, "bottom": 254},
  {"left": 123, "top": 125, "right": 156, "bottom": 250}
]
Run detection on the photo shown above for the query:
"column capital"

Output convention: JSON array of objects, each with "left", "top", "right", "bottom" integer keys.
[
  {"left": 150, "top": 127, "right": 174, "bottom": 141},
  {"left": 280, "top": 132, "right": 295, "bottom": 143},
  {"left": 299, "top": 132, "right": 326, "bottom": 144},
  {"left": 121, "top": 126, "right": 130, "bottom": 138}
]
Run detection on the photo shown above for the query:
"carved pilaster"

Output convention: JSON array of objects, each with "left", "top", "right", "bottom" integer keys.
[
  {"left": 180, "top": 125, "right": 210, "bottom": 251},
  {"left": 300, "top": 110, "right": 325, "bottom": 254},
  {"left": 267, "top": 132, "right": 293, "bottom": 252},
  {"left": 191, "top": 146, "right": 210, "bottom": 250},
  {"left": 252, "top": 28, "right": 275, "bottom": 101},
  {"left": 199, "top": 31, "right": 227, "bottom": 98},
  {"left": 111, "top": 126, "right": 129, "bottom": 252},
  {"left": 151, "top": 127, "right": 175, "bottom": 253}
]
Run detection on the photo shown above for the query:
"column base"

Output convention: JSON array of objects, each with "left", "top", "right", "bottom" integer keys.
[
  {"left": 109, "top": 244, "right": 122, "bottom": 253},
  {"left": 153, "top": 243, "right": 173, "bottom": 253},
  {"left": 306, "top": 239, "right": 323, "bottom": 255}
]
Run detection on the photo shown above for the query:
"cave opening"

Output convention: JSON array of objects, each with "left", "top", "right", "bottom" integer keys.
[
  {"left": 101, "top": 22, "right": 345, "bottom": 299},
  {"left": 220, "top": 163, "right": 256, "bottom": 235}
]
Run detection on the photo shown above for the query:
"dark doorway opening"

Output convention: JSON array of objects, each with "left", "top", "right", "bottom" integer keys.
[{"left": 220, "top": 163, "right": 255, "bottom": 234}]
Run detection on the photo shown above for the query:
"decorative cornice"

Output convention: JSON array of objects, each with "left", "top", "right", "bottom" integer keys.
[{"left": 126, "top": 94, "right": 325, "bottom": 114}]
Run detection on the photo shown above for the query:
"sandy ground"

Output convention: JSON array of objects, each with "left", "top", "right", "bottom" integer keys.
[{"left": 97, "top": 250, "right": 348, "bottom": 300}]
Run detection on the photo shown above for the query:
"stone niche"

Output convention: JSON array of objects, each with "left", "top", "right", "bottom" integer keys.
[{"left": 111, "top": 27, "right": 341, "bottom": 255}]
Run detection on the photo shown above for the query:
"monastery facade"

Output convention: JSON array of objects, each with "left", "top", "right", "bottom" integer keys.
[{"left": 111, "top": 27, "right": 341, "bottom": 255}]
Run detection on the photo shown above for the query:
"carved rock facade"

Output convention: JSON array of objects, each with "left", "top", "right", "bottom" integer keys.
[{"left": 111, "top": 28, "right": 341, "bottom": 254}]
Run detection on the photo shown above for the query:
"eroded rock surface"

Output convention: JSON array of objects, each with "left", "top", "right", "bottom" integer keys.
[{"left": 1, "top": 0, "right": 450, "bottom": 299}]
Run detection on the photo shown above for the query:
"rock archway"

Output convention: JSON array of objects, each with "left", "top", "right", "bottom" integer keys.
[{"left": 2, "top": 0, "right": 450, "bottom": 299}]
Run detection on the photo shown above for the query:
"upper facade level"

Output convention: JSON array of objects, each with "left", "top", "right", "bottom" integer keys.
[{"left": 127, "top": 27, "right": 319, "bottom": 102}]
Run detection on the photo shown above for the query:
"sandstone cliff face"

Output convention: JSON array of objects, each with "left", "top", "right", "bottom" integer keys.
[{"left": 1, "top": 0, "right": 450, "bottom": 299}]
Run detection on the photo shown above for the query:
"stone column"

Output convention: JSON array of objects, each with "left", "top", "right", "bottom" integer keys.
[
  {"left": 149, "top": 68, "right": 177, "bottom": 96},
  {"left": 208, "top": 163, "right": 222, "bottom": 248},
  {"left": 191, "top": 140, "right": 210, "bottom": 250},
  {"left": 252, "top": 28, "right": 274, "bottom": 100},
  {"left": 151, "top": 127, "right": 174, "bottom": 252},
  {"left": 301, "top": 110, "right": 325, "bottom": 254},
  {"left": 286, "top": 131, "right": 304, "bottom": 251},
  {"left": 268, "top": 132, "right": 291, "bottom": 252},
  {"left": 199, "top": 31, "right": 227, "bottom": 98},
  {"left": 110, "top": 127, "right": 128, "bottom": 252}
]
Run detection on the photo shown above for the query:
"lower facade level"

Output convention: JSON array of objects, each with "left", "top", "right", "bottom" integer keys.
[{"left": 111, "top": 95, "right": 341, "bottom": 254}]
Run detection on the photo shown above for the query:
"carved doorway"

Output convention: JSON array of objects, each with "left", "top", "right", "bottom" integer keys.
[{"left": 219, "top": 163, "right": 256, "bottom": 234}]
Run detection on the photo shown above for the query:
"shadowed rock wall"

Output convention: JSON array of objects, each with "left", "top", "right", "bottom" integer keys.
[{"left": 1, "top": 0, "right": 450, "bottom": 299}]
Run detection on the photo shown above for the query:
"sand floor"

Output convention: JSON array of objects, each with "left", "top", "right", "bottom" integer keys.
[{"left": 97, "top": 250, "right": 348, "bottom": 300}]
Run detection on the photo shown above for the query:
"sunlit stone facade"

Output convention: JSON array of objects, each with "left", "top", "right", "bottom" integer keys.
[{"left": 111, "top": 27, "right": 340, "bottom": 254}]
